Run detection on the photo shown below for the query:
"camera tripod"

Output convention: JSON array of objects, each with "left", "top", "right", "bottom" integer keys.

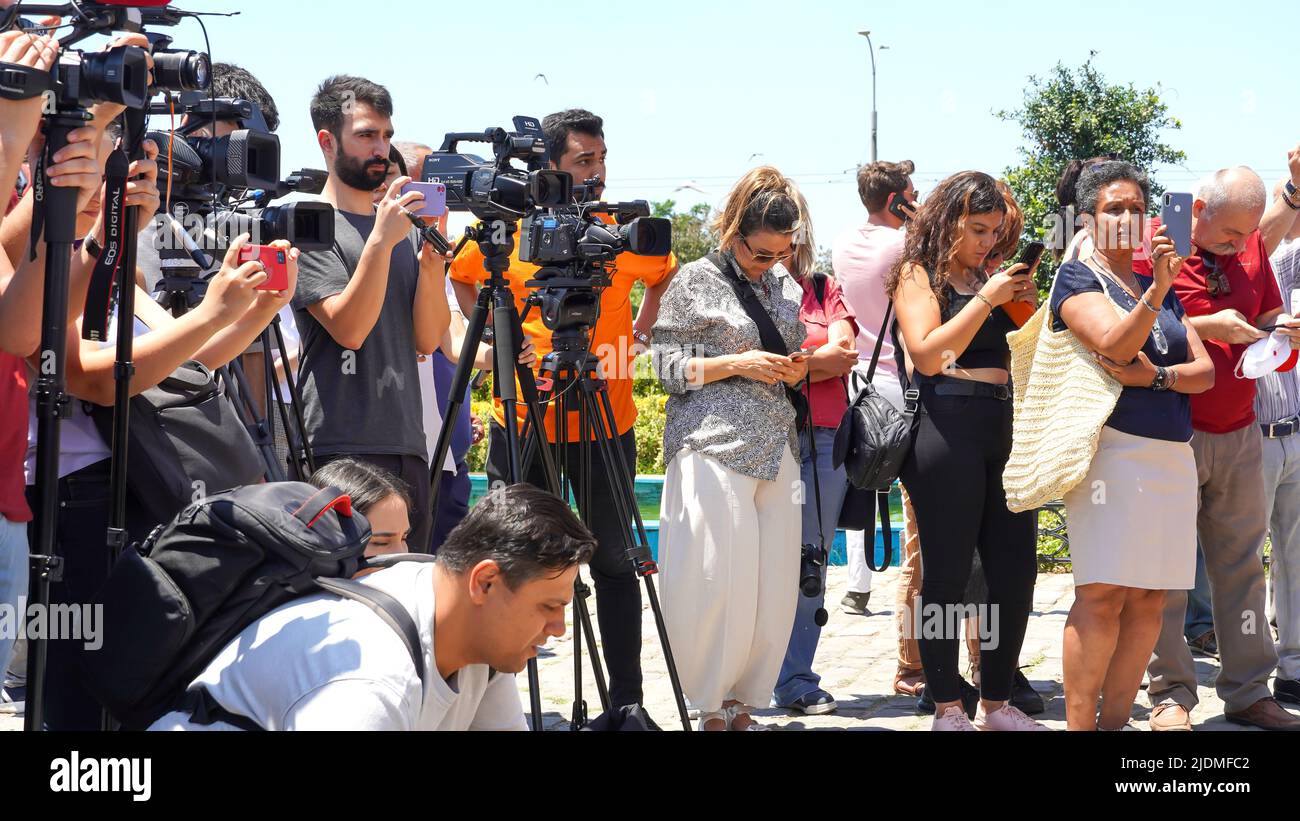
[
  {"left": 428, "top": 223, "right": 691, "bottom": 731},
  {"left": 153, "top": 235, "right": 315, "bottom": 483},
  {"left": 519, "top": 336, "right": 692, "bottom": 732}
]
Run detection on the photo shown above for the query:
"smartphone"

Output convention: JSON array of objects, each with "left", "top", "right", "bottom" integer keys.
[
  {"left": 241, "top": 244, "right": 289, "bottom": 291},
  {"left": 1014, "top": 240, "right": 1046, "bottom": 272},
  {"left": 1161, "top": 192, "right": 1194, "bottom": 257},
  {"left": 401, "top": 181, "right": 448, "bottom": 219},
  {"left": 887, "top": 191, "right": 915, "bottom": 222},
  {"left": 790, "top": 346, "right": 820, "bottom": 361}
]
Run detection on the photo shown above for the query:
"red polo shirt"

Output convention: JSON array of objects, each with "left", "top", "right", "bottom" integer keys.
[{"left": 1137, "top": 230, "right": 1281, "bottom": 434}]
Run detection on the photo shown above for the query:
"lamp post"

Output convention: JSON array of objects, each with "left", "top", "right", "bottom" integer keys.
[{"left": 858, "top": 30, "right": 886, "bottom": 163}]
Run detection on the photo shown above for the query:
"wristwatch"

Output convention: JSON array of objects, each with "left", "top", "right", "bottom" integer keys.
[
  {"left": 632, "top": 329, "right": 651, "bottom": 347},
  {"left": 1285, "top": 181, "right": 1300, "bottom": 210},
  {"left": 1150, "top": 366, "right": 1171, "bottom": 392},
  {"left": 83, "top": 232, "right": 104, "bottom": 260}
]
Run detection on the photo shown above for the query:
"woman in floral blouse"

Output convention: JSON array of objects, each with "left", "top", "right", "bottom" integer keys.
[{"left": 652, "top": 167, "right": 810, "bottom": 731}]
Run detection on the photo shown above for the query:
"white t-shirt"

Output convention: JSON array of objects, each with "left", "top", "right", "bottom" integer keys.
[{"left": 149, "top": 563, "right": 527, "bottom": 731}]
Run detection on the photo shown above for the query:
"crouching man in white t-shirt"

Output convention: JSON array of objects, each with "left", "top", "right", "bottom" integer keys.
[{"left": 150, "top": 484, "right": 596, "bottom": 731}]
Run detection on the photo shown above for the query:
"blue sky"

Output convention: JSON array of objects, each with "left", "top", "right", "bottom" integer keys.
[{"left": 119, "top": 0, "right": 1299, "bottom": 247}]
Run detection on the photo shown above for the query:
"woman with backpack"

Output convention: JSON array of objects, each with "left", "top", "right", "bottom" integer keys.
[
  {"left": 14, "top": 120, "right": 295, "bottom": 730},
  {"left": 771, "top": 196, "right": 859, "bottom": 717}
]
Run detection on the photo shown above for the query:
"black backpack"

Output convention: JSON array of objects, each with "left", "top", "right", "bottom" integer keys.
[
  {"left": 82, "top": 481, "right": 432, "bottom": 730},
  {"left": 89, "top": 361, "right": 266, "bottom": 526}
]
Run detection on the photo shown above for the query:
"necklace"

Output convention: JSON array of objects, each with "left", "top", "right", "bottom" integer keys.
[{"left": 1085, "top": 254, "right": 1169, "bottom": 356}]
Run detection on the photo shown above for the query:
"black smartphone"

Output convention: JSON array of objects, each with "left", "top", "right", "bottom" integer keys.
[
  {"left": 1014, "top": 240, "right": 1046, "bottom": 272},
  {"left": 887, "top": 191, "right": 915, "bottom": 222}
]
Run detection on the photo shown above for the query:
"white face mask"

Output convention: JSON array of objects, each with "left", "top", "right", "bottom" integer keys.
[{"left": 1236, "top": 332, "right": 1300, "bottom": 380}]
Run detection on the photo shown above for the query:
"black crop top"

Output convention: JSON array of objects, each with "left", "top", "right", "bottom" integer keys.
[{"left": 940, "top": 285, "right": 1017, "bottom": 370}]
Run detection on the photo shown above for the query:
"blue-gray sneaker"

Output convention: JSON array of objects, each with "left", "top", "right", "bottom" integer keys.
[{"left": 787, "top": 690, "right": 837, "bottom": 716}]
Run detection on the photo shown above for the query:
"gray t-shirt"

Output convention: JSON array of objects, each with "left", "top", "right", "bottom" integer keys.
[{"left": 292, "top": 210, "right": 426, "bottom": 460}]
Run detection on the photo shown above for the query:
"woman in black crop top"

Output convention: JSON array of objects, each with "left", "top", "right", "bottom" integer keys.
[{"left": 884, "top": 171, "right": 1046, "bottom": 731}]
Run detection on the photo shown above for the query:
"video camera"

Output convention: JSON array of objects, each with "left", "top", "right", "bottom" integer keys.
[
  {"left": 146, "top": 91, "right": 334, "bottom": 255},
  {"left": 421, "top": 115, "right": 572, "bottom": 222},
  {"left": 0, "top": 1, "right": 204, "bottom": 109},
  {"left": 520, "top": 200, "right": 671, "bottom": 337}
]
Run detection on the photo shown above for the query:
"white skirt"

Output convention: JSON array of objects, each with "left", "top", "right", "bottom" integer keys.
[{"left": 1063, "top": 426, "right": 1197, "bottom": 590}]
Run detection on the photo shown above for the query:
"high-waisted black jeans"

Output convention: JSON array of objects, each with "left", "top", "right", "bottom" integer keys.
[{"left": 899, "top": 386, "right": 1037, "bottom": 703}]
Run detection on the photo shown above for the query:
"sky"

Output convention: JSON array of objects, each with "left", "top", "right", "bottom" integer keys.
[{"left": 70, "top": 0, "right": 1300, "bottom": 247}]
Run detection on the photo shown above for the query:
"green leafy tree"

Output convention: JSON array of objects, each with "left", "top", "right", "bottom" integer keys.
[{"left": 997, "top": 56, "right": 1185, "bottom": 289}]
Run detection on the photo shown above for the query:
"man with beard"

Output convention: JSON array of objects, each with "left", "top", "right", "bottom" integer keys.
[{"left": 293, "top": 75, "right": 451, "bottom": 553}]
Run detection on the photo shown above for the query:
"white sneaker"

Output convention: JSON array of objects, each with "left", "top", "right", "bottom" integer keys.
[
  {"left": 975, "top": 703, "right": 1050, "bottom": 731},
  {"left": 932, "top": 705, "right": 978, "bottom": 731}
]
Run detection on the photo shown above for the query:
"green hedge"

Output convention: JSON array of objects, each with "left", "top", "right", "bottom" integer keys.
[{"left": 464, "top": 355, "right": 668, "bottom": 475}]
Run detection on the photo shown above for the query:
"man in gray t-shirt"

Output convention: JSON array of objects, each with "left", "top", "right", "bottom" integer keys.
[{"left": 293, "top": 75, "right": 450, "bottom": 552}]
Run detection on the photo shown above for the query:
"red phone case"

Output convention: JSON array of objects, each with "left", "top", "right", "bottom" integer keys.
[{"left": 241, "top": 245, "right": 289, "bottom": 291}]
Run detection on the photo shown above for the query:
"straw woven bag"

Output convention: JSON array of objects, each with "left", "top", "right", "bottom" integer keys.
[{"left": 1003, "top": 268, "right": 1124, "bottom": 513}]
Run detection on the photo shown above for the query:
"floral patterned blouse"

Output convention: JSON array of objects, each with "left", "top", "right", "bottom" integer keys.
[{"left": 651, "top": 251, "right": 807, "bottom": 481}]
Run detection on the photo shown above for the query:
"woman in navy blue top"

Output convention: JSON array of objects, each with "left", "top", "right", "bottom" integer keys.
[{"left": 1051, "top": 161, "right": 1215, "bottom": 731}]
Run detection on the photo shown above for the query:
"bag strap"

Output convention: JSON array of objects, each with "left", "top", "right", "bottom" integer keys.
[
  {"left": 291, "top": 485, "right": 354, "bottom": 529},
  {"left": 313, "top": 576, "right": 426, "bottom": 684},
  {"left": 707, "top": 251, "right": 791, "bottom": 357},
  {"left": 870, "top": 491, "right": 893, "bottom": 572}
]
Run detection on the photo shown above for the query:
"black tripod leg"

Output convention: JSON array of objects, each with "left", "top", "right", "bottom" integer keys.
[
  {"left": 591, "top": 386, "right": 691, "bottom": 730},
  {"left": 427, "top": 287, "right": 491, "bottom": 517},
  {"left": 486, "top": 293, "right": 546, "bottom": 732},
  {"left": 270, "top": 315, "right": 314, "bottom": 477},
  {"left": 573, "top": 387, "right": 611, "bottom": 714},
  {"left": 219, "top": 360, "right": 285, "bottom": 483},
  {"left": 556, "top": 385, "right": 587, "bottom": 730}
]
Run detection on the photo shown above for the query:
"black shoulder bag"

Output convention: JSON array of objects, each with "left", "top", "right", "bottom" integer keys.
[{"left": 824, "top": 281, "right": 916, "bottom": 572}]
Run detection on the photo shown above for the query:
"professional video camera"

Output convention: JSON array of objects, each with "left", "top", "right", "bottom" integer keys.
[
  {"left": 147, "top": 91, "right": 334, "bottom": 254},
  {"left": 421, "top": 115, "right": 572, "bottom": 222},
  {"left": 519, "top": 200, "right": 671, "bottom": 339}
]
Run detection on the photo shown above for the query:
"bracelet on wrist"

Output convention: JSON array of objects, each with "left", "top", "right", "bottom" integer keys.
[
  {"left": 1140, "top": 293, "right": 1160, "bottom": 314},
  {"left": 973, "top": 292, "right": 995, "bottom": 312}
]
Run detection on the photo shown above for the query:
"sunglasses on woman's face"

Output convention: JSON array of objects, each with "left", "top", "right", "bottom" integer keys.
[{"left": 741, "top": 235, "right": 795, "bottom": 264}]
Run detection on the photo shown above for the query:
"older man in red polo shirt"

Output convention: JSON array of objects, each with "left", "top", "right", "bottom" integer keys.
[{"left": 1140, "top": 163, "right": 1300, "bottom": 731}]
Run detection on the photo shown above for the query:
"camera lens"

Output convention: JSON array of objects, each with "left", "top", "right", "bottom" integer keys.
[
  {"left": 153, "top": 49, "right": 211, "bottom": 92},
  {"left": 79, "top": 46, "right": 150, "bottom": 109}
]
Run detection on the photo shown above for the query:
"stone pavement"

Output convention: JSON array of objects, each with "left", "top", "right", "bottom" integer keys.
[
  {"left": 523, "top": 566, "right": 1288, "bottom": 732},
  {"left": 2, "top": 566, "right": 1287, "bottom": 732}
]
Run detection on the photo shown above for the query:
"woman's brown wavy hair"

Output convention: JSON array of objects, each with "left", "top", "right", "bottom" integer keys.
[{"left": 886, "top": 171, "right": 1007, "bottom": 311}]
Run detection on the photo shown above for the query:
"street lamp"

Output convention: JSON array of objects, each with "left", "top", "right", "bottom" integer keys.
[{"left": 857, "top": 30, "right": 887, "bottom": 163}]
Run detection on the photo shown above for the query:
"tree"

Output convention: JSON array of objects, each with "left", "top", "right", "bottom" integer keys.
[
  {"left": 997, "top": 56, "right": 1185, "bottom": 288},
  {"left": 652, "top": 199, "right": 717, "bottom": 265}
]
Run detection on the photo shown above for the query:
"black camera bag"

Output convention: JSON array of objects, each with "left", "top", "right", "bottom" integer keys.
[
  {"left": 89, "top": 360, "right": 265, "bottom": 526},
  {"left": 82, "top": 481, "right": 431, "bottom": 730}
]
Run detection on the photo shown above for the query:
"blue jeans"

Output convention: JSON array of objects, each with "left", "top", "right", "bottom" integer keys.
[
  {"left": 1184, "top": 542, "right": 1215, "bottom": 641},
  {"left": 774, "top": 427, "right": 849, "bottom": 707},
  {"left": 0, "top": 517, "right": 27, "bottom": 682}
]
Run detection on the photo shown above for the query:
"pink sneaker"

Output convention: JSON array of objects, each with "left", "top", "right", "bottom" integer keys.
[
  {"left": 932, "top": 705, "right": 978, "bottom": 731},
  {"left": 975, "top": 703, "right": 1050, "bottom": 731}
]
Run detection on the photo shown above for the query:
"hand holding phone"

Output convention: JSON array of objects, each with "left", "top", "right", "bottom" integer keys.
[
  {"left": 1161, "top": 193, "right": 1194, "bottom": 257},
  {"left": 887, "top": 191, "right": 916, "bottom": 223},
  {"left": 241, "top": 244, "right": 290, "bottom": 292},
  {"left": 790, "top": 346, "right": 819, "bottom": 362},
  {"left": 400, "top": 181, "right": 448, "bottom": 220}
]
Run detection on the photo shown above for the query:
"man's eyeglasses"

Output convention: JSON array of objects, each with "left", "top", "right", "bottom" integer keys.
[{"left": 740, "top": 235, "right": 795, "bottom": 264}]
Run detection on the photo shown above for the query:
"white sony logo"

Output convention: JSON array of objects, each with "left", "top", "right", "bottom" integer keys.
[{"left": 49, "top": 751, "right": 151, "bottom": 802}]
